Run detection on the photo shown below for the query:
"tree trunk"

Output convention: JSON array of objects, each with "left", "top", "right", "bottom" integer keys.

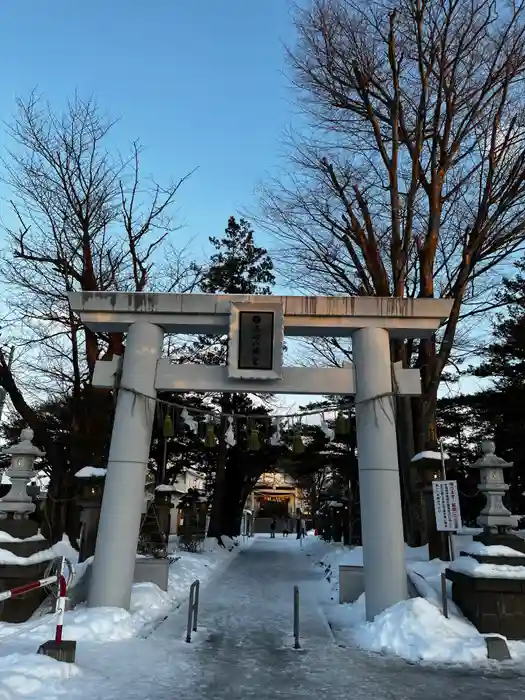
[
  {"left": 206, "top": 411, "right": 228, "bottom": 542},
  {"left": 396, "top": 395, "right": 420, "bottom": 545}
]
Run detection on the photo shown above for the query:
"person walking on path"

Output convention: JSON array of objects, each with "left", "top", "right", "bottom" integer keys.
[
  {"left": 296, "top": 514, "right": 306, "bottom": 548},
  {"left": 270, "top": 518, "right": 276, "bottom": 538}
]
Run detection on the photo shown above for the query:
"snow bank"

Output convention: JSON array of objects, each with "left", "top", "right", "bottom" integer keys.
[
  {"left": 315, "top": 538, "right": 525, "bottom": 665},
  {"left": 0, "top": 652, "right": 82, "bottom": 700},
  {"left": 0, "top": 534, "right": 246, "bottom": 699},
  {"left": 349, "top": 595, "right": 489, "bottom": 664}
]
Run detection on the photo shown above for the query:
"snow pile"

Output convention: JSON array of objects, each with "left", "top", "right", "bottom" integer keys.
[
  {"left": 0, "top": 534, "right": 245, "bottom": 698},
  {"left": 317, "top": 539, "right": 525, "bottom": 665},
  {"left": 0, "top": 653, "right": 82, "bottom": 699},
  {"left": 347, "top": 595, "right": 489, "bottom": 664}
]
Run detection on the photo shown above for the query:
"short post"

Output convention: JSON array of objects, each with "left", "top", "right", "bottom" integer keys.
[
  {"left": 440, "top": 572, "right": 448, "bottom": 619},
  {"left": 192, "top": 579, "right": 200, "bottom": 632},
  {"left": 185, "top": 579, "right": 200, "bottom": 643},
  {"left": 37, "top": 559, "right": 77, "bottom": 663},
  {"left": 293, "top": 585, "right": 300, "bottom": 649}
]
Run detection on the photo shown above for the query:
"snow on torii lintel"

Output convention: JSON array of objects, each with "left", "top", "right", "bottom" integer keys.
[{"left": 411, "top": 450, "right": 449, "bottom": 462}]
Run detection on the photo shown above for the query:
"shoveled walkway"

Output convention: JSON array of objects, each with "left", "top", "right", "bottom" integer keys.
[{"left": 152, "top": 537, "right": 524, "bottom": 700}]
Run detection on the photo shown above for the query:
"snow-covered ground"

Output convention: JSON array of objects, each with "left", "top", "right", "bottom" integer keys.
[
  {"left": 0, "top": 535, "right": 248, "bottom": 699},
  {"left": 311, "top": 538, "right": 525, "bottom": 666}
]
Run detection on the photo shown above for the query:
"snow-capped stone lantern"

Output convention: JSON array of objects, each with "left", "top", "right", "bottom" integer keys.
[
  {"left": 444, "top": 439, "right": 525, "bottom": 648},
  {"left": 0, "top": 428, "right": 44, "bottom": 519},
  {"left": 470, "top": 440, "right": 523, "bottom": 547},
  {"left": 75, "top": 466, "right": 107, "bottom": 563},
  {"left": 0, "top": 428, "right": 51, "bottom": 624}
]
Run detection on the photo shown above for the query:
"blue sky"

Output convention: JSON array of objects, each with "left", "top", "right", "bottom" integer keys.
[
  {"left": 0, "top": 1, "right": 296, "bottom": 261},
  {"left": 0, "top": 0, "right": 483, "bottom": 408},
  {"left": 0, "top": 0, "right": 320, "bottom": 412}
]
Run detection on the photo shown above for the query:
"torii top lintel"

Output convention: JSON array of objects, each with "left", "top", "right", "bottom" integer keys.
[{"left": 67, "top": 292, "right": 452, "bottom": 339}]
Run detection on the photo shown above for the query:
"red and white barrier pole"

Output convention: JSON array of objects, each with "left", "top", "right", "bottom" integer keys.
[
  {"left": 0, "top": 575, "right": 58, "bottom": 603},
  {"left": 37, "top": 557, "right": 77, "bottom": 663},
  {"left": 54, "top": 574, "right": 67, "bottom": 644}
]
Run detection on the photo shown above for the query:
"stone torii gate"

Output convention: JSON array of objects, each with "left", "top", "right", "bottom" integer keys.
[{"left": 68, "top": 292, "right": 452, "bottom": 621}]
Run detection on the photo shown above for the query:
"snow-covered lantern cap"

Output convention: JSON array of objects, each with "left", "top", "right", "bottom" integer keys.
[{"left": 0, "top": 428, "right": 45, "bottom": 516}]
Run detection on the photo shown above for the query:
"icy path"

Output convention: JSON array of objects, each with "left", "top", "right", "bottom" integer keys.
[
  {"left": 52, "top": 537, "right": 523, "bottom": 700},
  {"left": 148, "top": 537, "right": 523, "bottom": 700}
]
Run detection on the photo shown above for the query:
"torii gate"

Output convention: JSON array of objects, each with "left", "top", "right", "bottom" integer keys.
[{"left": 68, "top": 292, "right": 452, "bottom": 621}]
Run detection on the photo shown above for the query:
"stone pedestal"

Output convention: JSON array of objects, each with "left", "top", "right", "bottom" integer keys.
[
  {"left": 445, "top": 440, "right": 525, "bottom": 640},
  {"left": 0, "top": 526, "right": 52, "bottom": 623},
  {"left": 474, "top": 531, "right": 525, "bottom": 554},
  {"left": 446, "top": 560, "right": 525, "bottom": 640}
]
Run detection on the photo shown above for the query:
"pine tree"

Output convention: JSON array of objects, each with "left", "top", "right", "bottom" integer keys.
[
  {"left": 188, "top": 217, "right": 277, "bottom": 541},
  {"left": 437, "top": 261, "right": 525, "bottom": 515},
  {"left": 200, "top": 216, "right": 275, "bottom": 295}
]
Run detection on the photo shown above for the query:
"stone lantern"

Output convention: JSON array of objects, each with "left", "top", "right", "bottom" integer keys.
[
  {"left": 0, "top": 428, "right": 44, "bottom": 529},
  {"left": 445, "top": 440, "right": 525, "bottom": 644},
  {"left": 470, "top": 440, "right": 524, "bottom": 552},
  {"left": 0, "top": 428, "right": 51, "bottom": 623},
  {"left": 75, "top": 467, "right": 107, "bottom": 563}
]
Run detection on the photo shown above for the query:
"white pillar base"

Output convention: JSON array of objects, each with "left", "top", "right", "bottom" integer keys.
[
  {"left": 88, "top": 321, "right": 163, "bottom": 610},
  {"left": 353, "top": 326, "right": 408, "bottom": 621}
]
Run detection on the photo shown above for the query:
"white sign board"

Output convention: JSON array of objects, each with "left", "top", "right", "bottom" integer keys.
[{"left": 432, "top": 480, "right": 462, "bottom": 532}]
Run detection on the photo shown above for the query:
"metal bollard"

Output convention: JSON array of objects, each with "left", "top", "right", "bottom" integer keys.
[
  {"left": 293, "top": 585, "right": 300, "bottom": 649},
  {"left": 440, "top": 572, "right": 448, "bottom": 619},
  {"left": 186, "top": 580, "right": 200, "bottom": 643}
]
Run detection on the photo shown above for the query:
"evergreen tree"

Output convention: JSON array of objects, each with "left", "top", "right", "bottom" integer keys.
[
  {"left": 185, "top": 216, "right": 277, "bottom": 541},
  {"left": 200, "top": 216, "right": 274, "bottom": 295},
  {"left": 436, "top": 261, "right": 525, "bottom": 516}
]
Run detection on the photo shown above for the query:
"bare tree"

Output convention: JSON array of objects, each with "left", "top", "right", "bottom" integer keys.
[
  {"left": 261, "top": 0, "right": 525, "bottom": 456},
  {"left": 0, "top": 93, "right": 195, "bottom": 539}
]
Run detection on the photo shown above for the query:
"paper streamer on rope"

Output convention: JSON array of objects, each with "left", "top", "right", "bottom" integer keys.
[
  {"left": 205, "top": 419, "right": 217, "bottom": 447},
  {"left": 320, "top": 413, "right": 335, "bottom": 442},
  {"left": 163, "top": 410, "right": 174, "bottom": 438},
  {"left": 335, "top": 411, "right": 350, "bottom": 436},
  {"left": 247, "top": 419, "right": 261, "bottom": 451},
  {"left": 181, "top": 408, "right": 198, "bottom": 434},
  {"left": 270, "top": 418, "right": 282, "bottom": 447},
  {"left": 225, "top": 416, "right": 236, "bottom": 447},
  {"left": 292, "top": 418, "right": 305, "bottom": 455}
]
